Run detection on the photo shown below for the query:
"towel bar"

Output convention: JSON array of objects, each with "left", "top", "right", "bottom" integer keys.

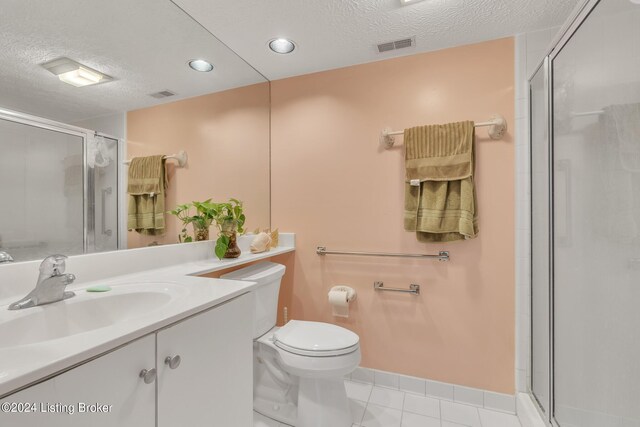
[
  {"left": 380, "top": 114, "right": 508, "bottom": 148},
  {"left": 316, "top": 246, "right": 449, "bottom": 261},
  {"left": 374, "top": 281, "right": 420, "bottom": 295},
  {"left": 123, "top": 150, "right": 188, "bottom": 167}
]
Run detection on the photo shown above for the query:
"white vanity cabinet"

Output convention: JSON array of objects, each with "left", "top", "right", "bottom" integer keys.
[
  {"left": 157, "top": 292, "right": 253, "bottom": 426},
  {"left": 0, "top": 293, "right": 253, "bottom": 426},
  {"left": 0, "top": 334, "right": 156, "bottom": 427}
]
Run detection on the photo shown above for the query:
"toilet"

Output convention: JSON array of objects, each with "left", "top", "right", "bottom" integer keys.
[{"left": 221, "top": 262, "right": 360, "bottom": 427}]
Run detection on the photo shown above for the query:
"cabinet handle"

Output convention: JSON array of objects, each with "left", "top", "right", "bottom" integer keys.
[
  {"left": 139, "top": 368, "right": 157, "bottom": 384},
  {"left": 164, "top": 355, "right": 181, "bottom": 370}
]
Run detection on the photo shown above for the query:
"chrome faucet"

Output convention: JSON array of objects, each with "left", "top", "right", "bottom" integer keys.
[
  {"left": 8, "top": 255, "right": 76, "bottom": 310},
  {"left": 0, "top": 251, "right": 13, "bottom": 263}
]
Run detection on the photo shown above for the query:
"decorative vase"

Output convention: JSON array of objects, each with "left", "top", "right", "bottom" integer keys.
[
  {"left": 192, "top": 223, "right": 210, "bottom": 241},
  {"left": 221, "top": 220, "right": 241, "bottom": 258}
]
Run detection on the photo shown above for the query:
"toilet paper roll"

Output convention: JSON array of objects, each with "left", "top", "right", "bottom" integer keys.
[{"left": 328, "top": 286, "right": 356, "bottom": 318}]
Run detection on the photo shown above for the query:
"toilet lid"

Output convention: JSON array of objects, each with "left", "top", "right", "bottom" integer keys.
[{"left": 274, "top": 320, "right": 360, "bottom": 356}]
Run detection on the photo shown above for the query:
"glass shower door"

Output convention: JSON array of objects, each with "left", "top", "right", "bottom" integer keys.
[
  {"left": 530, "top": 59, "right": 550, "bottom": 416},
  {"left": 552, "top": 0, "right": 640, "bottom": 425},
  {"left": 0, "top": 117, "right": 85, "bottom": 262}
]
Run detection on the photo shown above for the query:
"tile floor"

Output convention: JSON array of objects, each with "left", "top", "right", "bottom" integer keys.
[{"left": 253, "top": 380, "right": 522, "bottom": 427}]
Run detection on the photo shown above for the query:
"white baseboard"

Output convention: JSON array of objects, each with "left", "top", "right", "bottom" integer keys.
[
  {"left": 347, "top": 366, "right": 516, "bottom": 414},
  {"left": 516, "top": 392, "right": 547, "bottom": 427}
]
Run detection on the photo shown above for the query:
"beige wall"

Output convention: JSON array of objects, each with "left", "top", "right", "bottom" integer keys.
[
  {"left": 127, "top": 82, "right": 270, "bottom": 248},
  {"left": 271, "top": 38, "right": 515, "bottom": 393}
]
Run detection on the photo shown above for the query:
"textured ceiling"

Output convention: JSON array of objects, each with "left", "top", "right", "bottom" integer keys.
[
  {"left": 173, "top": 0, "right": 581, "bottom": 80},
  {"left": 0, "top": 0, "right": 266, "bottom": 123},
  {"left": 0, "top": 0, "right": 581, "bottom": 124}
]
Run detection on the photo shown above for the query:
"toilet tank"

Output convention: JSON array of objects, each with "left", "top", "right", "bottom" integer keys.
[{"left": 220, "top": 262, "right": 286, "bottom": 339}]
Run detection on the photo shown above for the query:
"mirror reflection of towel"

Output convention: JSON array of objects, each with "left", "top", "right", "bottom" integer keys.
[
  {"left": 127, "top": 155, "right": 167, "bottom": 236},
  {"left": 403, "top": 121, "right": 478, "bottom": 242},
  {"left": 601, "top": 104, "right": 640, "bottom": 241}
]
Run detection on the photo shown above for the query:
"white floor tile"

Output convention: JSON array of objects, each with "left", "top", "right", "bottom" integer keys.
[
  {"left": 478, "top": 408, "right": 522, "bottom": 427},
  {"left": 441, "top": 400, "right": 482, "bottom": 427},
  {"left": 369, "top": 386, "right": 405, "bottom": 410},
  {"left": 346, "top": 380, "right": 374, "bottom": 402},
  {"left": 361, "top": 404, "right": 403, "bottom": 427},
  {"left": 260, "top": 379, "right": 522, "bottom": 427},
  {"left": 350, "top": 398, "right": 367, "bottom": 425},
  {"left": 401, "top": 412, "right": 441, "bottom": 427},
  {"left": 402, "top": 393, "right": 440, "bottom": 419}
]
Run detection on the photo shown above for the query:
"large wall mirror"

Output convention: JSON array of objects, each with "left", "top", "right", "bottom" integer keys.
[{"left": 0, "top": 0, "right": 270, "bottom": 263}]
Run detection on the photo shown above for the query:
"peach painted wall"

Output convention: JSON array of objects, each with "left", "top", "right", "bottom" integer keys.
[
  {"left": 127, "top": 83, "right": 270, "bottom": 248},
  {"left": 271, "top": 38, "right": 515, "bottom": 393}
]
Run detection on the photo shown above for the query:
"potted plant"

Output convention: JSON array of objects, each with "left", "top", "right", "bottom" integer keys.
[
  {"left": 169, "top": 200, "right": 216, "bottom": 243},
  {"left": 169, "top": 198, "right": 245, "bottom": 259},
  {"left": 209, "top": 198, "right": 246, "bottom": 259}
]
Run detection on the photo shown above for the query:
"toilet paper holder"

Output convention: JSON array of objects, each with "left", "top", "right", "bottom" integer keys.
[{"left": 373, "top": 281, "right": 420, "bottom": 295}]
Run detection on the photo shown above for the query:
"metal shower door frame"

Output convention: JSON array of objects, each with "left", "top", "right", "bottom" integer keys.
[
  {"left": 526, "top": 0, "right": 605, "bottom": 426},
  {"left": 0, "top": 107, "right": 121, "bottom": 256}
]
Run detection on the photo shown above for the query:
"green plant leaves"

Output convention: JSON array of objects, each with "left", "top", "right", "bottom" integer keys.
[
  {"left": 170, "top": 197, "right": 246, "bottom": 247},
  {"left": 215, "top": 234, "right": 230, "bottom": 260}
]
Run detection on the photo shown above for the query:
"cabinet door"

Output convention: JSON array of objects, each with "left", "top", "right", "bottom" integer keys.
[
  {"left": 0, "top": 335, "right": 156, "bottom": 427},
  {"left": 157, "top": 293, "right": 254, "bottom": 427}
]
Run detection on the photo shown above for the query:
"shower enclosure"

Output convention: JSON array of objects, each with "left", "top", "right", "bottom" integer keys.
[
  {"left": 0, "top": 109, "right": 120, "bottom": 262},
  {"left": 529, "top": 0, "right": 640, "bottom": 426}
]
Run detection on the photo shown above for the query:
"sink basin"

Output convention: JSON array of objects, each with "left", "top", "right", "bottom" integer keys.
[{"left": 0, "top": 282, "right": 187, "bottom": 348}]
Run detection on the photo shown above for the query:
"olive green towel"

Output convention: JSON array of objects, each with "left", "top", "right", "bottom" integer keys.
[
  {"left": 403, "top": 121, "right": 478, "bottom": 242},
  {"left": 127, "top": 155, "right": 168, "bottom": 236}
]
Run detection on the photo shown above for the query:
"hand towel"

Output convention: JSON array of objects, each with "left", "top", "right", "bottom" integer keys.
[
  {"left": 127, "top": 155, "right": 168, "bottom": 236},
  {"left": 403, "top": 121, "right": 478, "bottom": 242}
]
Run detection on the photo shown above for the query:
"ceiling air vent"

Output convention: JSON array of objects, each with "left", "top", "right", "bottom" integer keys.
[
  {"left": 149, "top": 90, "right": 176, "bottom": 99},
  {"left": 376, "top": 37, "right": 415, "bottom": 53}
]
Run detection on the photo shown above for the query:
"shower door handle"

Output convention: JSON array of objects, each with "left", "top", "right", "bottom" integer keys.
[
  {"left": 101, "top": 187, "right": 113, "bottom": 237},
  {"left": 555, "top": 159, "right": 571, "bottom": 247}
]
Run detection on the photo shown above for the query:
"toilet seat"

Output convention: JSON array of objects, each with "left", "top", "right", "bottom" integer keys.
[{"left": 273, "top": 320, "right": 359, "bottom": 357}]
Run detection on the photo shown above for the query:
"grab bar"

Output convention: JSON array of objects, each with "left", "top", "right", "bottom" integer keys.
[
  {"left": 101, "top": 187, "right": 113, "bottom": 237},
  {"left": 374, "top": 281, "right": 420, "bottom": 295},
  {"left": 316, "top": 246, "right": 449, "bottom": 261}
]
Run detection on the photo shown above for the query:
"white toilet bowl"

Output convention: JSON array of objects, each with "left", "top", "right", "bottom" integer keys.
[
  {"left": 221, "top": 262, "right": 361, "bottom": 427},
  {"left": 256, "top": 321, "right": 360, "bottom": 427}
]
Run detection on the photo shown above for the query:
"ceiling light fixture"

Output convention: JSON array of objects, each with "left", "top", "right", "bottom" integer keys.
[
  {"left": 58, "top": 67, "right": 103, "bottom": 87},
  {"left": 42, "top": 57, "right": 111, "bottom": 87},
  {"left": 268, "top": 38, "right": 296, "bottom": 54},
  {"left": 400, "top": 0, "right": 426, "bottom": 4},
  {"left": 188, "top": 59, "right": 214, "bottom": 72}
]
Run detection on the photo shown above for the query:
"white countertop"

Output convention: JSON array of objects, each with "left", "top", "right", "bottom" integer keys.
[{"left": 0, "top": 241, "right": 295, "bottom": 398}]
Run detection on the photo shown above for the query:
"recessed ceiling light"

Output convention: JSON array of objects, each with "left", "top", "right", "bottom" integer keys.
[
  {"left": 42, "top": 57, "right": 111, "bottom": 87},
  {"left": 188, "top": 59, "right": 214, "bottom": 72},
  {"left": 400, "top": 0, "right": 426, "bottom": 4},
  {"left": 268, "top": 38, "right": 296, "bottom": 54}
]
